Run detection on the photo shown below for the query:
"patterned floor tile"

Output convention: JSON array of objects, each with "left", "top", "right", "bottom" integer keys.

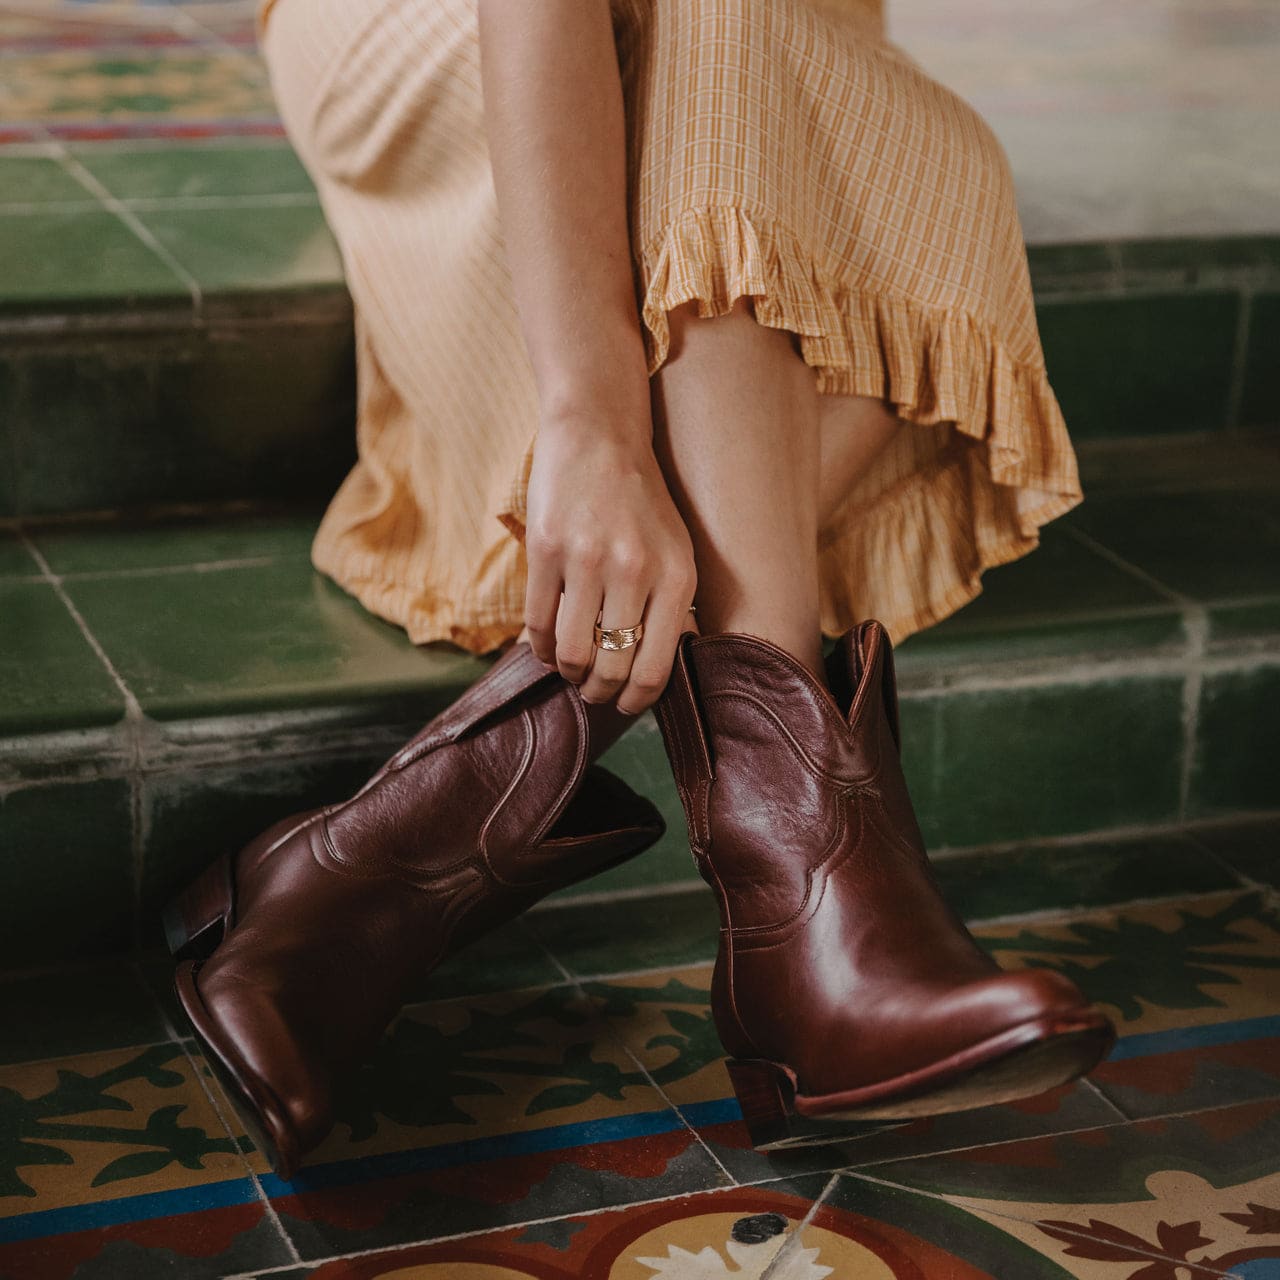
[
  {"left": 270, "top": 1126, "right": 732, "bottom": 1261},
  {"left": 980, "top": 890, "right": 1280, "bottom": 1121},
  {"left": 525, "top": 890, "right": 720, "bottom": 980},
  {"left": 0, "top": 1042, "right": 290, "bottom": 1278},
  {"left": 850, "top": 1098, "right": 1280, "bottom": 1278},
  {"left": 253, "top": 1179, "right": 828, "bottom": 1279},
  {"left": 817, "top": 1173, "right": 1237, "bottom": 1280},
  {"left": 238, "top": 983, "right": 730, "bottom": 1257},
  {"left": 583, "top": 964, "right": 1123, "bottom": 1186},
  {"left": 258, "top": 1171, "right": 1241, "bottom": 1279}
]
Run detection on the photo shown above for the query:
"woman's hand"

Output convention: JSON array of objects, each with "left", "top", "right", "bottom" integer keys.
[{"left": 524, "top": 407, "right": 697, "bottom": 716}]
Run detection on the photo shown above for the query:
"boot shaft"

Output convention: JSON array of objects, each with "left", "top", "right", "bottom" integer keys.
[{"left": 654, "top": 622, "right": 926, "bottom": 928}]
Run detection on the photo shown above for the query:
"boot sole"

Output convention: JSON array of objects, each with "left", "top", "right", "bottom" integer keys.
[
  {"left": 174, "top": 959, "right": 299, "bottom": 1180},
  {"left": 727, "top": 1007, "right": 1116, "bottom": 1149}
]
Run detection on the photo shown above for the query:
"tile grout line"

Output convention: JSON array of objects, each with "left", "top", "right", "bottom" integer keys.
[
  {"left": 36, "top": 132, "right": 206, "bottom": 316},
  {"left": 18, "top": 530, "right": 152, "bottom": 949},
  {"left": 1183, "top": 830, "right": 1268, "bottom": 892},
  {"left": 1058, "top": 523, "right": 1190, "bottom": 608},
  {"left": 166, "top": 6, "right": 270, "bottom": 71},
  {"left": 839, "top": 1169, "right": 1244, "bottom": 1278},
  {"left": 216, "top": 1167, "right": 824, "bottom": 1280},
  {"left": 1176, "top": 606, "right": 1209, "bottom": 824},
  {"left": 760, "top": 1172, "right": 840, "bottom": 1280},
  {"left": 520, "top": 920, "right": 740, "bottom": 1188},
  {"left": 129, "top": 957, "right": 306, "bottom": 1269},
  {"left": 1223, "top": 287, "right": 1253, "bottom": 431},
  {"left": 0, "top": 192, "right": 318, "bottom": 216}
]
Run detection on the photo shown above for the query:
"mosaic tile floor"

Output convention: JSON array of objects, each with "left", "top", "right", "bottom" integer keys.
[{"left": 2, "top": 864, "right": 1278, "bottom": 1279}]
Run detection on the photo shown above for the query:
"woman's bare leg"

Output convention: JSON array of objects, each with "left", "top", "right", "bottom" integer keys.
[{"left": 649, "top": 296, "right": 899, "bottom": 685}]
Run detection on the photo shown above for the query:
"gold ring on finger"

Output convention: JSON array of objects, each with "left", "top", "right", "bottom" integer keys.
[{"left": 594, "top": 621, "right": 644, "bottom": 651}]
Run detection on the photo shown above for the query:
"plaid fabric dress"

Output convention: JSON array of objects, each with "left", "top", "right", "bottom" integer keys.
[{"left": 258, "top": 0, "right": 1082, "bottom": 652}]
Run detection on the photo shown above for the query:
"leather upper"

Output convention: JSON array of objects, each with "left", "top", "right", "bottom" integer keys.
[
  {"left": 185, "top": 643, "right": 664, "bottom": 1158},
  {"left": 655, "top": 622, "right": 1090, "bottom": 1099}
]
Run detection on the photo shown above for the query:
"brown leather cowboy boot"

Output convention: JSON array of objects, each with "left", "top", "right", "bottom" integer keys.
[
  {"left": 653, "top": 620, "right": 1115, "bottom": 1148},
  {"left": 162, "top": 641, "right": 664, "bottom": 1178}
]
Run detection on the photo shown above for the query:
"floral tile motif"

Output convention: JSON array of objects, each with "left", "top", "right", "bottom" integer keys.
[
  {"left": 0, "top": 1042, "right": 292, "bottom": 1277},
  {"left": 978, "top": 890, "right": 1280, "bottom": 1037},
  {"left": 271, "top": 1126, "right": 732, "bottom": 1260},
  {"left": 0, "top": 1044, "right": 253, "bottom": 1218},
  {"left": 1, "top": 48, "right": 279, "bottom": 143},
  {"left": 858, "top": 1097, "right": 1280, "bottom": 1279},
  {"left": 302, "top": 984, "right": 688, "bottom": 1167},
  {"left": 818, "top": 1174, "right": 1238, "bottom": 1280},
  {"left": 240, "top": 983, "right": 731, "bottom": 1256},
  {"left": 980, "top": 890, "right": 1280, "bottom": 1121},
  {"left": 248, "top": 1176, "right": 1062, "bottom": 1280}
]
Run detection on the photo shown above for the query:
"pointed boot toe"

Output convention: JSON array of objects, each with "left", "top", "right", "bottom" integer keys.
[
  {"left": 654, "top": 621, "right": 1116, "bottom": 1149},
  {"left": 164, "top": 643, "right": 665, "bottom": 1177}
]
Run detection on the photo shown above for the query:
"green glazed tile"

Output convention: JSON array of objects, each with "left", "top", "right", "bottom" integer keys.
[
  {"left": 0, "top": 581, "right": 126, "bottom": 735},
  {"left": 1208, "top": 596, "right": 1280, "bottom": 647},
  {"left": 1189, "top": 664, "right": 1280, "bottom": 815},
  {"left": 71, "top": 142, "right": 314, "bottom": 199},
  {"left": 920, "top": 675, "right": 1186, "bottom": 848},
  {"left": 1117, "top": 235, "right": 1280, "bottom": 284},
  {"left": 131, "top": 203, "right": 344, "bottom": 294},
  {"left": 1239, "top": 291, "right": 1280, "bottom": 428},
  {"left": 0, "top": 209, "right": 189, "bottom": 312},
  {"left": 0, "top": 779, "right": 133, "bottom": 964},
  {"left": 934, "top": 832, "right": 1236, "bottom": 923},
  {"left": 0, "top": 156, "right": 92, "bottom": 205},
  {"left": 1026, "top": 241, "right": 1116, "bottom": 293},
  {"left": 6, "top": 321, "right": 355, "bottom": 516},
  {"left": 526, "top": 888, "right": 720, "bottom": 979},
  {"left": 1190, "top": 818, "right": 1280, "bottom": 887},
  {"left": 415, "top": 927, "right": 566, "bottom": 1002},
  {"left": 63, "top": 560, "right": 486, "bottom": 721},
  {"left": 1062, "top": 489, "right": 1280, "bottom": 604},
  {"left": 0, "top": 527, "right": 39, "bottom": 578},
  {"left": 140, "top": 749, "right": 391, "bottom": 935},
  {"left": 0, "top": 965, "right": 168, "bottom": 1066},
  {"left": 1036, "top": 292, "right": 1240, "bottom": 438},
  {"left": 894, "top": 525, "right": 1185, "bottom": 671},
  {"left": 31, "top": 509, "right": 321, "bottom": 576}
]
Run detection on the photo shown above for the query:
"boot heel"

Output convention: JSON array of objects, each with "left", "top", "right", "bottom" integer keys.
[
  {"left": 725, "top": 1059, "right": 797, "bottom": 1149},
  {"left": 162, "top": 855, "right": 234, "bottom": 961}
]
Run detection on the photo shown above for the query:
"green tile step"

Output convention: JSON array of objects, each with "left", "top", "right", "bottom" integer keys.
[
  {"left": 1, "top": 433, "right": 1276, "bottom": 968},
  {"left": 1, "top": 139, "right": 1278, "bottom": 517}
]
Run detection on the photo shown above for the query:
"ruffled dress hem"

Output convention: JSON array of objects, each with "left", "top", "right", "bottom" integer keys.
[{"left": 313, "top": 200, "right": 1083, "bottom": 654}]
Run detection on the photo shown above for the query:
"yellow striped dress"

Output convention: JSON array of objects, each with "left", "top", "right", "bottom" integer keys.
[{"left": 257, "top": 0, "right": 1083, "bottom": 653}]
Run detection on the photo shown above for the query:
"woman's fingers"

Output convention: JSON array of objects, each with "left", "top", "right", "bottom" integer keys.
[
  {"left": 523, "top": 545, "right": 563, "bottom": 666},
  {"left": 555, "top": 573, "right": 604, "bottom": 685},
  {"left": 615, "top": 584, "right": 695, "bottom": 716},
  {"left": 578, "top": 579, "right": 649, "bottom": 704}
]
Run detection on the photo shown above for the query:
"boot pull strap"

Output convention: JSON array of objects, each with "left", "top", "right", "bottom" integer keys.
[
  {"left": 878, "top": 626, "right": 903, "bottom": 756},
  {"left": 653, "top": 634, "right": 714, "bottom": 851},
  {"left": 855, "top": 620, "right": 902, "bottom": 757}
]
